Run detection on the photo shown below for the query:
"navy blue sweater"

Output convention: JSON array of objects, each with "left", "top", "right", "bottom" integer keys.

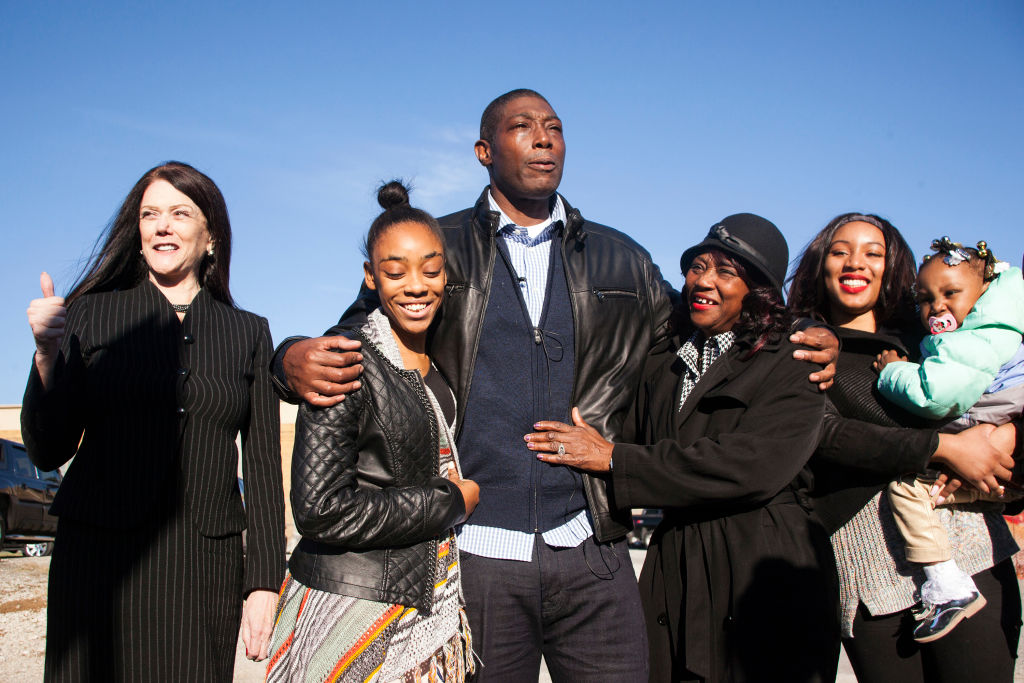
[{"left": 457, "top": 238, "right": 585, "bottom": 533}]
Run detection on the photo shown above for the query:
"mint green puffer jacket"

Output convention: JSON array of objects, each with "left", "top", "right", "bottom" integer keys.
[{"left": 877, "top": 266, "right": 1024, "bottom": 419}]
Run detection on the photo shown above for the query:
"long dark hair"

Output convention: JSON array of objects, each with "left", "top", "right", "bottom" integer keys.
[
  {"left": 787, "top": 212, "right": 916, "bottom": 329},
  {"left": 67, "top": 161, "right": 234, "bottom": 307},
  {"left": 672, "top": 249, "right": 791, "bottom": 357}
]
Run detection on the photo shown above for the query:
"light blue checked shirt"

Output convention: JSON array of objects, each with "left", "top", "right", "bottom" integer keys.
[
  {"left": 456, "top": 192, "right": 594, "bottom": 562},
  {"left": 488, "top": 191, "right": 566, "bottom": 325}
]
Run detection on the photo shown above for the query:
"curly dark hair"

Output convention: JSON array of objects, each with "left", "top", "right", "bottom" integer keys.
[
  {"left": 787, "top": 212, "right": 917, "bottom": 329},
  {"left": 672, "top": 249, "right": 792, "bottom": 357}
]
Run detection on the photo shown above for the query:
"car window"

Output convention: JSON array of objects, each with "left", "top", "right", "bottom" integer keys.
[
  {"left": 38, "top": 467, "right": 61, "bottom": 483},
  {"left": 11, "top": 446, "right": 36, "bottom": 478}
]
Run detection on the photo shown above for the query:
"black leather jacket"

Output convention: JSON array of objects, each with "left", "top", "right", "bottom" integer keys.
[
  {"left": 288, "top": 327, "right": 465, "bottom": 612},
  {"left": 275, "top": 189, "right": 674, "bottom": 541},
  {"left": 429, "top": 191, "right": 673, "bottom": 540}
]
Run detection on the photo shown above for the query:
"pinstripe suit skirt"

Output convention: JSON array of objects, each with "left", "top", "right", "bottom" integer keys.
[{"left": 44, "top": 501, "right": 243, "bottom": 682}]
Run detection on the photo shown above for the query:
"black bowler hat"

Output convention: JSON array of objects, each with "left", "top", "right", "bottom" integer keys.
[{"left": 679, "top": 213, "right": 789, "bottom": 292}]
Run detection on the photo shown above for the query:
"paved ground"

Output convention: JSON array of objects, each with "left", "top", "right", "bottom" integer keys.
[{"left": 2, "top": 547, "right": 1020, "bottom": 682}]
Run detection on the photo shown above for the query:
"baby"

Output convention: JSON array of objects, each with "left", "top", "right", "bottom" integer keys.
[{"left": 875, "top": 237, "right": 1024, "bottom": 643}]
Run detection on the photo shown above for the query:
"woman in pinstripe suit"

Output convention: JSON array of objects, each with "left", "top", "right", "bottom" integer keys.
[{"left": 23, "top": 161, "right": 286, "bottom": 682}]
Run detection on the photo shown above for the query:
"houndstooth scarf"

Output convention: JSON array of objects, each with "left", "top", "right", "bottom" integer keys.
[{"left": 677, "top": 330, "right": 736, "bottom": 410}]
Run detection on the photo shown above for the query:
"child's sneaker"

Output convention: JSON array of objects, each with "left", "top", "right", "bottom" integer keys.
[{"left": 913, "top": 592, "right": 986, "bottom": 642}]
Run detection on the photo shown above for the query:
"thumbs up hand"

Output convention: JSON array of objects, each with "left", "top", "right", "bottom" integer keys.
[{"left": 27, "top": 272, "right": 67, "bottom": 360}]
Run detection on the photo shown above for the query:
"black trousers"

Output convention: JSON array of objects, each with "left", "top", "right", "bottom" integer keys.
[
  {"left": 843, "top": 558, "right": 1022, "bottom": 683},
  {"left": 459, "top": 535, "right": 648, "bottom": 682}
]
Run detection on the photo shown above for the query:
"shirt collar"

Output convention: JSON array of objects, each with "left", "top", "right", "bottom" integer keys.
[
  {"left": 488, "top": 190, "right": 566, "bottom": 240},
  {"left": 677, "top": 330, "right": 736, "bottom": 366}
]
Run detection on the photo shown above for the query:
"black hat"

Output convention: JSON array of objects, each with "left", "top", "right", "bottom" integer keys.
[{"left": 679, "top": 213, "right": 789, "bottom": 291}]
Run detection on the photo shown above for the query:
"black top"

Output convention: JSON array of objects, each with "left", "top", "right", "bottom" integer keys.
[
  {"left": 810, "top": 325, "right": 941, "bottom": 533},
  {"left": 423, "top": 365, "right": 455, "bottom": 430}
]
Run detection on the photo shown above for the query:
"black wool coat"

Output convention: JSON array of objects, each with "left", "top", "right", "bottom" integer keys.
[{"left": 612, "top": 332, "right": 840, "bottom": 683}]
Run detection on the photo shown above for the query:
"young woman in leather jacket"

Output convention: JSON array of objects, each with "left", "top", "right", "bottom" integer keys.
[{"left": 267, "top": 182, "right": 480, "bottom": 683}]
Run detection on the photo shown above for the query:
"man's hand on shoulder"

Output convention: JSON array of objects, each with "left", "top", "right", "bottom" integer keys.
[
  {"left": 790, "top": 326, "right": 839, "bottom": 391},
  {"left": 284, "top": 336, "right": 364, "bottom": 407}
]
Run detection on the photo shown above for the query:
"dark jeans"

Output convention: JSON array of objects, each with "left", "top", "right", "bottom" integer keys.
[
  {"left": 843, "top": 559, "right": 1022, "bottom": 682},
  {"left": 460, "top": 535, "right": 648, "bottom": 682}
]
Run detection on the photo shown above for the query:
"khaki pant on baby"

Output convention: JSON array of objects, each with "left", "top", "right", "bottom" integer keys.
[
  {"left": 888, "top": 475, "right": 951, "bottom": 563},
  {"left": 888, "top": 475, "right": 1014, "bottom": 563}
]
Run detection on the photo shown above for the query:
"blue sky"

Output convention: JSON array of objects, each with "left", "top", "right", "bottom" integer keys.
[{"left": 2, "top": 1, "right": 1022, "bottom": 403}]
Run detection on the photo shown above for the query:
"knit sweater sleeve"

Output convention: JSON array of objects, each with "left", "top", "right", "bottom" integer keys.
[{"left": 877, "top": 267, "right": 1024, "bottom": 419}]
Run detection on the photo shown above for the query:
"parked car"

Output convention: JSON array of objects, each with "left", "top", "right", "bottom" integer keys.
[
  {"left": 1, "top": 438, "right": 61, "bottom": 556},
  {"left": 625, "top": 508, "right": 662, "bottom": 548}
]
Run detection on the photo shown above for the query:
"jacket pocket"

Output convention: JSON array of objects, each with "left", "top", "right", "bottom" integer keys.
[{"left": 591, "top": 287, "right": 638, "bottom": 302}]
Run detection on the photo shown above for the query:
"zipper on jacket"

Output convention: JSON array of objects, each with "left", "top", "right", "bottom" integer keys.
[
  {"left": 560, "top": 216, "right": 590, "bottom": 536},
  {"left": 561, "top": 210, "right": 583, "bottom": 410},
  {"left": 592, "top": 287, "right": 639, "bottom": 301},
  {"left": 562, "top": 210, "right": 634, "bottom": 543},
  {"left": 404, "top": 363, "right": 443, "bottom": 613}
]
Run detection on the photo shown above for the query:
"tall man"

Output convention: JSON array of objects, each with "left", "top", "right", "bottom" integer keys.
[{"left": 275, "top": 89, "right": 835, "bottom": 681}]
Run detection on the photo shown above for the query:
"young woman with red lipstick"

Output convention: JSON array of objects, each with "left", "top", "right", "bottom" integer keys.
[{"left": 789, "top": 213, "right": 1020, "bottom": 682}]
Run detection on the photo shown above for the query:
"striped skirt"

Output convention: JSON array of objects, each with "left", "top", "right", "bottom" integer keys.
[
  {"left": 44, "top": 505, "right": 243, "bottom": 682},
  {"left": 266, "top": 534, "right": 474, "bottom": 683}
]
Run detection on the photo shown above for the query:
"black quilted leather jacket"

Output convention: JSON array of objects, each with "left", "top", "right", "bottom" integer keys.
[{"left": 287, "top": 328, "right": 466, "bottom": 612}]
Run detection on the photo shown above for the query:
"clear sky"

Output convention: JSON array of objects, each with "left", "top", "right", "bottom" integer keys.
[{"left": 2, "top": 1, "right": 1022, "bottom": 403}]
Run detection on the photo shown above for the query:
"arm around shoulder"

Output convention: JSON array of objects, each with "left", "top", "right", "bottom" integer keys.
[{"left": 269, "top": 287, "right": 378, "bottom": 404}]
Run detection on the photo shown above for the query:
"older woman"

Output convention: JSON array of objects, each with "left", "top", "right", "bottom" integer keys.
[
  {"left": 23, "top": 161, "right": 285, "bottom": 681},
  {"left": 526, "top": 214, "right": 839, "bottom": 682},
  {"left": 788, "top": 212, "right": 1019, "bottom": 682}
]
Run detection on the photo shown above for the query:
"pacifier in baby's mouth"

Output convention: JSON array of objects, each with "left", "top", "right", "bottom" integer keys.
[{"left": 928, "top": 312, "right": 958, "bottom": 335}]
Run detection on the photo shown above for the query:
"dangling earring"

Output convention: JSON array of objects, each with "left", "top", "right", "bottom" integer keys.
[{"left": 207, "top": 243, "right": 215, "bottom": 257}]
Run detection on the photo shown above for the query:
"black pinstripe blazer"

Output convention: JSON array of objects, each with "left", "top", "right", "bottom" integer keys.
[{"left": 22, "top": 281, "right": 285, "bottom": 592}]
